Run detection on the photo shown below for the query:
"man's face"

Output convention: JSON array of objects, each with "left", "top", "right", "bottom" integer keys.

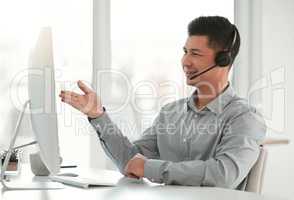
[{"left": 182, "top": 35, "right": 228, "bottom": 87}]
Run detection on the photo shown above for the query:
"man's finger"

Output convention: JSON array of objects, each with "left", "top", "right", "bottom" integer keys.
[
  {"left": 61, "top": 95, "right": 75, "bottom": 105},
  {"left": 59, "top": 90, "right": 80, "bottom": 98},
  {"left": 60, "top": 91, "right": 78, "bottom": 103},
  {"left": 61, "top": 94, "right": 81, "bottom": 109},
  {"left": 126, "top": 173, "right": 139, "bottom": 179},
  {"left": 62, "top": 93, "right": 75, "bottom": 100},
  {"left": 78, "top": 80, "right": 92, "bottom": 94}
]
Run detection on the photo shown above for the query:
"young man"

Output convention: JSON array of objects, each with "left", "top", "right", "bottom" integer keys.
[{"left": 59, "top": 16, "right": 266, "bottom": 190}]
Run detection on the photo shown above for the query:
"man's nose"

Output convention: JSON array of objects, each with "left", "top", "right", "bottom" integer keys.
[{"left": 182, "top": 54, "right": 192, "bottom": 68}]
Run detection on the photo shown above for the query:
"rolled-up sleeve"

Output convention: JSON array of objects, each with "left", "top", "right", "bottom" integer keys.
[{"left": 143, "top": 110, "right": 266, "bottom": 189}]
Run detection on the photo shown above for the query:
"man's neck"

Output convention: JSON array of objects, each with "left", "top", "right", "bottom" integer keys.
[{"left": 194, "top": 81, "right": 229, "bottom": 110}]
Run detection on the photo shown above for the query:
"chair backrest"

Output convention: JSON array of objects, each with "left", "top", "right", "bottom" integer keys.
[{"left": 245, "top": 146, "right": 268, "bottom": 193}]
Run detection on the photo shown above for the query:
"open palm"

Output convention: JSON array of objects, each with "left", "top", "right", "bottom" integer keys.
[{"left": 59, "top": 81, "right": 104, "bottom": 118}]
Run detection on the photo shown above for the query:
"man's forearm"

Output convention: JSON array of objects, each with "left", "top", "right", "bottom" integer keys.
[
  {"left": 88, "top": 112, "right": 140, "bottom": 173},
  {"left": 143, "top": 136, "right": 260, "bottom": 189}
]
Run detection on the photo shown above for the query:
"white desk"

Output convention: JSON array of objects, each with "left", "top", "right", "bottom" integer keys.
[{"left": 0, "top": 165, "right": 286, "bottom": 200}]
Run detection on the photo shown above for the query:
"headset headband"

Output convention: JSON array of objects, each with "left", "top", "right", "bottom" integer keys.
[{"left": 229, "top": 25, "right": 237, "bottom": 52}]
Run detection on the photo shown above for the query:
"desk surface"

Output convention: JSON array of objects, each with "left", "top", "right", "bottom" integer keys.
[{"left": 0, "top": 166, "right": 286, "bottom": 200}]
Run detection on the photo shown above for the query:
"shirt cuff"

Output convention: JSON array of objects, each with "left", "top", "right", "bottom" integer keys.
[
  {"left": 88, "top": 111, "right": 112, "bottom": 138},
  {"left": 88, "top": 106, "right": 106, "bottom": 121},
  {"left": 144, "top": 159, "right": 166, "bottom": 183}
]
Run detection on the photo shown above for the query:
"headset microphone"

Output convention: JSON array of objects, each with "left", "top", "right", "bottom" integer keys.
[{"left": 188, "top": 63, "right": 217, "bottom": 80}]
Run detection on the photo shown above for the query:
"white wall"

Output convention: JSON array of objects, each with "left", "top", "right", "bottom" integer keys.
[
  {"left": 261, "top": 0, "right": 294, "bottom": 199},
  {"left": 234, "top": 0, "right": 294, "bottom": 198},
  {"left": 235, "top": 0, "right": 294, "bottom": 199}
]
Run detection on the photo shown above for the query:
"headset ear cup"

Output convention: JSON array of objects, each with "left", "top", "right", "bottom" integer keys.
[{"left": 215, "top": 51, "right": 231, "bottom": 67}]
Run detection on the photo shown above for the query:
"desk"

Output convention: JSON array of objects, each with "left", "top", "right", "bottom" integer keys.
[{"left": 0, "top": 165, "right": 286, "bottom": 200}]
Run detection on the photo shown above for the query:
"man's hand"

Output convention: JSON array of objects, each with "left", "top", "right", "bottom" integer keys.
[
  {"left": 124, "top": 154, "right": 147, "bottom": 179},
  {"left": 59, "top": 80, "right": 104, "bottom": 118}
]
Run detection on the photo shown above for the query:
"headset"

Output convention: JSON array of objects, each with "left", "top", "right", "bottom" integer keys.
[
  {"left": 189, "top": 25, "right": 238, "bottom": 80},
  {"left": 215, "top": 25, "right": 238, "bottom": 67}
]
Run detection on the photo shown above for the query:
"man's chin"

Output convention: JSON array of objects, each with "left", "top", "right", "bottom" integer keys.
[{"left": 186, "top": 79, "right": 199, "bottom": 86}]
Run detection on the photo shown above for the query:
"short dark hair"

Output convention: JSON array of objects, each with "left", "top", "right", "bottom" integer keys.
[{"left": 188, "top": 16, "right": 240, "bottom": 66}]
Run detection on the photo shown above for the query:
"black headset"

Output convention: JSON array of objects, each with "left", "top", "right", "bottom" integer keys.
[{"left": 214, "top": 25, "right": 237, "bottom": 67}]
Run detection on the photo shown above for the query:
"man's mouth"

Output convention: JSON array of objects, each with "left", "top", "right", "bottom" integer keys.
[{"left": 185, "top": 71, "right": 198, "bottom": 80}]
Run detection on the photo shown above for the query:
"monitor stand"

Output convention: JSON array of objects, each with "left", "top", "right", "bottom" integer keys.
[{"left": 1, "top": 100, "right": 64, "bottom": 190}]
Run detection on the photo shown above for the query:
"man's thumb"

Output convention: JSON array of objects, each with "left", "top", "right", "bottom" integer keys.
[{"left": 78, "top": 80, "right": 92, "bottom": 94}]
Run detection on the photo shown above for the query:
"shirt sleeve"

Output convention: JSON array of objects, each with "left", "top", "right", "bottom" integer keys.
[
  {"left": 88, "top": 109, "right": 162, "bottom": 174},
  {"left": 144, "top": 110, "right": 266, "bottom": 189}
]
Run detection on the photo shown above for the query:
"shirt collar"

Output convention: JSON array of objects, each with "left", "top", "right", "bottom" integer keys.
[{"left": 186, "top": 83, "right": 235, "bottom": 115}]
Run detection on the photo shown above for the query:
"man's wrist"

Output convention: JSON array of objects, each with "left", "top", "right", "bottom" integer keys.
[
  {"left": 124, "top": 153, "right": 147, "bottom": 178},
  {"left": 88, "top": 107, "right": 106, "bottom": 119},
  {"left": 144, "top": 159, "right": 166, "bottom": 183}
]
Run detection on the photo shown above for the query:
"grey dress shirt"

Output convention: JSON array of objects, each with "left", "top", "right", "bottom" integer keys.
[{"left": 89, "top": 84, "right": 266, "bottom": 190}]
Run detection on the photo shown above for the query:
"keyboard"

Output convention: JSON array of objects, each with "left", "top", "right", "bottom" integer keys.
[{"left": 50, "top": 175, "right": 117, "bottom": 188}]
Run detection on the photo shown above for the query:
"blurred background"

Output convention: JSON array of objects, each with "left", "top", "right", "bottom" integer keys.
[{"left": 0, "top": 0, "right": 293, "bottom": 199}]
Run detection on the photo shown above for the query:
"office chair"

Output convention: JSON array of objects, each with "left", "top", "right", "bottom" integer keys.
[{"left": 245, "top": 146, "right": 268, "bottom": 194}]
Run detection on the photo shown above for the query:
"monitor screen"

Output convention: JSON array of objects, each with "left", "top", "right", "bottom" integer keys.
[{"left": 28, "top": 27, "right": 60, "bottom": 175}]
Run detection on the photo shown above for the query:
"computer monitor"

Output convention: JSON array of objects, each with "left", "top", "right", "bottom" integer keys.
[
  {"left": 28, "top": 27, "right": 60, "bottom": 175},
  {"left": 0, "top": 27, "right": 63, "bottom": 190}
]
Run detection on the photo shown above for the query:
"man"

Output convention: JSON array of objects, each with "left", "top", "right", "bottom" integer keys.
[{"left": 59, "top": 16, "right": 266, "bottom": 190}]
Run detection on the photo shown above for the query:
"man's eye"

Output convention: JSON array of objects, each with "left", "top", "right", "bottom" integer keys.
[{"left": 192, "top": 52, "right": 201, "bottom": 56}]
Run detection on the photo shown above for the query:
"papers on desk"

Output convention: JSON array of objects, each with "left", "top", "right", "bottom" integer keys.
[{"left": 50, "top": 175, "right": 117, "bottom": 188}]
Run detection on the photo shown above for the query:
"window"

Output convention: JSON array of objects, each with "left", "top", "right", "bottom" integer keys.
[
  {"left": 0, "top": 0, "right": 92, "bottom": 166},
  {"left": 0, "top": 0, "right": 234, "bottom": 169},
  {"left": 110, "top": 0, "right": 234, "bottom": 140}
]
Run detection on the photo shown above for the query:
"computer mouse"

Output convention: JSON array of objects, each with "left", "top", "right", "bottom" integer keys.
[{"left": 57, "top": 172, "right": 79, "bottom": 177}]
